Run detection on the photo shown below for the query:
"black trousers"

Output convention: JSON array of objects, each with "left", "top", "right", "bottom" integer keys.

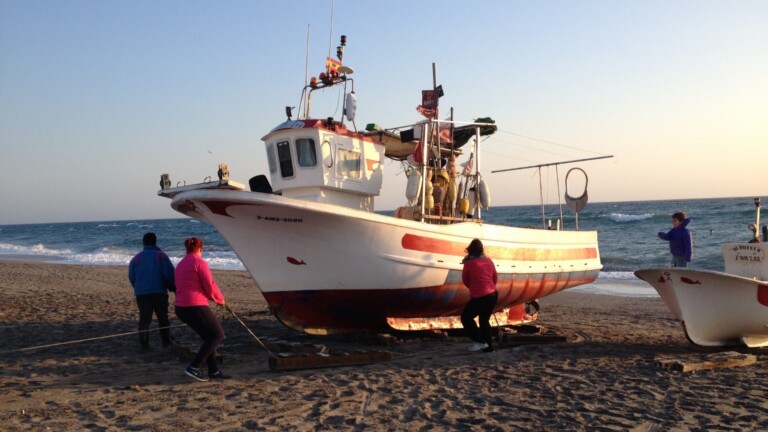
[
  {"left": 460, "top": 291, "right": 499, "bottom": 347},
  {"left": 136, "top": 293, "right": 171, "bottom": 348},
  {"left": 175, "top": 305, "right": 225, "bottom": 374}
]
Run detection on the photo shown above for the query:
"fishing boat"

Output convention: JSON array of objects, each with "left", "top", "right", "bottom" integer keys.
[
  {"left": 158, "top": 36, "right": 603, "bottom": 335},
  {"left": 635, "top": 198, "right": 768, "bottom": 347}
]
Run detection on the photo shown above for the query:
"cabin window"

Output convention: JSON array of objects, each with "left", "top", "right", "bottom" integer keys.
[
  {"left": 336, "top": 148, "right": 361, "bottom": 179},
  {"left": 266, "top": 144, "right": 277, "bottom": 174},
  {"left": 277, "top": 140, "right": 294, "bottom": 178},
  {"left": 295, "top": 138, "right": 317, "bottom": 167}
]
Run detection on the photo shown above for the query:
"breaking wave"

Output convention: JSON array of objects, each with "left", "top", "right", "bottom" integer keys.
[{"left": 609, "top": 213, "right": 654, "bottom": 223}]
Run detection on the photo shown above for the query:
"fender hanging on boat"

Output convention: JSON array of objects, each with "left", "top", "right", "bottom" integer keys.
[
  {"left": 405, "top": 169, "right": 422, "bottom": 203},
  {"left": 479, "top": 179, "right": 491, "bottom": 209}
]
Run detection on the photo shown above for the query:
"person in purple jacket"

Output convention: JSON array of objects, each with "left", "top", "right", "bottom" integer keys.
[
  {"left": 128, "top": 232, "right": 175, "bottom": 351},
  {"left": 658, "top": 212, "right": 692, "bottom": 268}
]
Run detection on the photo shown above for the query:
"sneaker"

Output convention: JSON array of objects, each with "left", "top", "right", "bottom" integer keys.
[
  {"left": 209, "top": 370, "right": 231, "bottom": 380},
  {"left": 185, "top": 366, "right": 209, "bottom": 382},
  {"left": 482, "top": 345, "right": 495, "bottom": 353},
  {"left": 468, "top": 342, "right": 488, "bottom": 352}
]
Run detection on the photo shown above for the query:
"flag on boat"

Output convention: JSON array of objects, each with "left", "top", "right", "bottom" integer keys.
[
  {"left": 421, "top": 89, "right": 438, "bottom": 109},
  {"left": 416, "top": 105, "right": 436, "bottom": 119},
  {"left": 326, "top": 57, "right": 341, "bottom": 74},
  {"left": 417, "top": 89, "right": 439, "bottom": 118}
]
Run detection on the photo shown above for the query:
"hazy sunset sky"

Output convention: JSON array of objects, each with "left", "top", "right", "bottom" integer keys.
[{"left": 1, "top": 0, "right": 766, "bottom": 224}]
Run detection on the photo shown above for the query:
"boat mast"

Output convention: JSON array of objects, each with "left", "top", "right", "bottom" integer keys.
[
  {"left": 475, "top": 125, "right": 481, "bottom": 220},
  {"left": 433, "top": 63, "right": 440, "bottom": 170},
  {"left": 304, "top": 24, "right": 310, "bottom": 89},
  {"left": 754, "top": 197, "right": 761, "bottom": 242},
  {"left": 328, "top": 0, "right": 334, "bottom": 60},
  {"left": 420, "top": 122, "right": 428, "bottom": 222}
]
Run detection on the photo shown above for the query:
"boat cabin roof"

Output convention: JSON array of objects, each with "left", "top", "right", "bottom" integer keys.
[
  {"left": 263, "top": 119, "right": 372, "bottom": 141},
  {"left": 362, "top": 129, "right": 460, "bottom": 161}
]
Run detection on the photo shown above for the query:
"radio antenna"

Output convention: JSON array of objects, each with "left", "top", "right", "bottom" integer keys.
[
  {"left": 304, "top": 24, "right": 310, "bottom": 88},
  {"left": 327, "top": 0, "right": 334, "bottom": 59}
]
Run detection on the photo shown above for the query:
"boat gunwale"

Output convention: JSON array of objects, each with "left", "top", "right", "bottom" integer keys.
[{"left": 170, "top": 187, "right": 602, "bottom": 245}]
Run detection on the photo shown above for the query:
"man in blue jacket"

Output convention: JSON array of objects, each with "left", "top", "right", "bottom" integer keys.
[
  {"left": 658, "top": 212, "right": 693, "bottom": 267},
  {"left": 128, "top": 232, "right": 176, "bottom": 350}
]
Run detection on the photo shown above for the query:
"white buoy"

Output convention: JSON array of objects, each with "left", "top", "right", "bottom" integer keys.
[
  {"left": 467, "top": 191, "right": 476, "bottom": 216},
  {"left": 406, "top": 170, "right": 422, "bottom": 203},
  {"left": 479, "top": 179, "right": 491, "bottom": 210}
]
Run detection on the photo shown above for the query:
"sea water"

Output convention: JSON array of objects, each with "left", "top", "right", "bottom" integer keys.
[{"left": 1, "top": 196, "right": 763, "bottom": 297}]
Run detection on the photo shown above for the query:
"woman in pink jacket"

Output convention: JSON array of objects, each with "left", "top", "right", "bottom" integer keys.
[
  {"left": 461, "top": 238, "right": 498, "bottom": 353},
  {"left": 175, "top": 237, "right": 229, "bottom": 381}
]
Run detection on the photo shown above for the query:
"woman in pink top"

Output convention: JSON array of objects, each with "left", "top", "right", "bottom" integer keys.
[
  {"left": 460, "top": 238, "right": 498, "bottom": 353},
  {"left": 174, "top": 237, "right": 229, "bottom": 381}
]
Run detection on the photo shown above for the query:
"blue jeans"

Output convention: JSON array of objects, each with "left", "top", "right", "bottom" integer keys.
[{"left": 672, "top": 255, "right": 688, "bottom": 268}]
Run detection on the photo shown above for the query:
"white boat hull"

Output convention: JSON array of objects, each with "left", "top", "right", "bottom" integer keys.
[
  {"left": 172, "top": 189, "right": 602, "bottom": 334},
  {"left": 634, "top": 268, "right": 768, "bottom": 347}
]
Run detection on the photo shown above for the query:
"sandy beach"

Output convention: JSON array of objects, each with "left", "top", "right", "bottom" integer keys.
[{"left": 1, "top": 260, "right": 766, "bottom": 431}]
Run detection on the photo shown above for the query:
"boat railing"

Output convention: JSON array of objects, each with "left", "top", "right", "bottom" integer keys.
[
  {"left": 298, "top": 76, "right": 353, "bottom": 120},
  {"left": 422, "top": 214, "right": 482, "bottom": 225},
  {"left": 387, "top": 120, "right": 491, "bottom": 224}
]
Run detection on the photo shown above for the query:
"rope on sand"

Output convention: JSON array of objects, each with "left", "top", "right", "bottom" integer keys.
[
  {"left": 3, "top": 306, "right": 278, "bottom": 358},
  {"left": 225, "top": 304, "right": 277, "bottom": 359},
  {"left": 0, "top": 324, "right": 188, "bottom": 355}
]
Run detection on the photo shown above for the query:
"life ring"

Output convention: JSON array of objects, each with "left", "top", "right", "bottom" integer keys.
[{"left": 565, "top": 168, "right": 588, "bottom": 213}]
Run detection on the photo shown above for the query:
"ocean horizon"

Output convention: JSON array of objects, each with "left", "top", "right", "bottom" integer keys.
[{"left": 1, "top": 196, "right": 764, "bottom": 298}]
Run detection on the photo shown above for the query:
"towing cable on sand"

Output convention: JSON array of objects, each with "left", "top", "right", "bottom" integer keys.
[{"left": 0, "top": 304, "right": 277, "bottom": 360}]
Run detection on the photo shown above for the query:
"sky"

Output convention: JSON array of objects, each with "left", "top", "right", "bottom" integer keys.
[{"left": 1, "top": 0, "right": 766, "bottom": 225}]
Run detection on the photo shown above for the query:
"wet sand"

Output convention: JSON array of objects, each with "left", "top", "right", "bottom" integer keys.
[{"left": 1, "top": 260, "right": 766, "bottom": 431}]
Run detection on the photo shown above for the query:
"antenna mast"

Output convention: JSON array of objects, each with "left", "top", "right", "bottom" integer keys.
[
  {"left": 304, "top": 24, "right": 311, "bottom": 88},
  {"left": 328, "top": 0, "right": 334, "bottom": 59}
]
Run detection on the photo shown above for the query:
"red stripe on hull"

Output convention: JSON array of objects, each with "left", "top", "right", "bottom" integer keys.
[
  {"left": 401, "top": 233, "right": 597, "bottom": 260},
  {"left": 203, "top": 200, "right": 237, "bottom": 217},
  {"left": 758, "top": 285, "right": 768, "bottom": 307}
]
